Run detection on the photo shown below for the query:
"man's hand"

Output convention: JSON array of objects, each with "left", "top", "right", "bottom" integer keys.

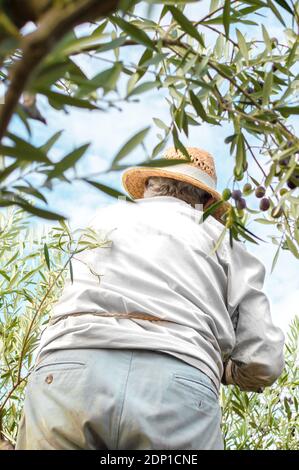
[
  {"left": 221, "top": 359, "right": 234, "bottom": 386},
  {"left": 221, "top": 359, "right": 264, "bottom": 393}
]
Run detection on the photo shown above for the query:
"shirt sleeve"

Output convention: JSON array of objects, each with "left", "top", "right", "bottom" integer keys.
[{"left": 221, "top": 239, "right": 285, "bottom": 392}]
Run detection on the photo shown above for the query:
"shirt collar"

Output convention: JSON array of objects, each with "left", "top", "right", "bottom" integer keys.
[
  {"left": 136, "top": 195, "right": 188, "bottom": 206},
  {"left": 135, "top": 196, "right": 203, "bottom": 212}
]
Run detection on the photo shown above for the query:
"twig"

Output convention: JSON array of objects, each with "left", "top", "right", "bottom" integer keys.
[{"left": 0, "top": 0, "right": 120, "bottom": 141}]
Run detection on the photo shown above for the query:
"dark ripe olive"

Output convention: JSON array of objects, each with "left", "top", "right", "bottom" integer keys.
[
  {"left": 255, "top": 186, "right": 266, "bottom": 198},
  {"left": 287, "top": 179, "right": 296, "bottom": 189},
  {"left": 237, "top": 198, "right": 247, "bottom": 210},
  {"left": 231, "top": 189, "right": 242, "bottom": 201},
  {"left": 260, "top": 197, "right": 270, "bottom": 211},
  {"left": 280, "top": 156, "right": 290, "bottom": 167}
]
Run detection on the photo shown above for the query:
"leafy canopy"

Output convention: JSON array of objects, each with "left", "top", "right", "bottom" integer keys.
[{"left": 0, "top": 0, "right": 298, "bottom": 268}]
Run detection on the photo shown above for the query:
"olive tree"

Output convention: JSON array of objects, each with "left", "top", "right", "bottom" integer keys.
[{"left": 0, "top": 0, "right": 298, "bottom": 266}]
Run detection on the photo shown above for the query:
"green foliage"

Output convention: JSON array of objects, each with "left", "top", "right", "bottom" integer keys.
[
  {"left": 0, "top": 208, "right": 298, "bottom": 449},
  {"left": 0, "top": 208, "right": 112, "bottom": 445},
  {"left": 221, "top": 316, "right": 299, "bottom": 450},
  {"left": 0, "top": 0, "right": 298, "bottom": 264}
]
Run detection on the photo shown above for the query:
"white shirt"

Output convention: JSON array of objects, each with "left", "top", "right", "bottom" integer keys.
[{"left": 36, "top": 196, "right": 285, "bottom": 393}]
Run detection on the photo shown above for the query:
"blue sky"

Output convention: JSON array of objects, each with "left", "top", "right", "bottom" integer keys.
[{"left": 2, "top": 1, "right": 298, "bottom": 333}]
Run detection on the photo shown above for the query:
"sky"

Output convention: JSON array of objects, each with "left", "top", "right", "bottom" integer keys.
[{"left": 2, "top": 1, "right": 299, "bottom": 335}]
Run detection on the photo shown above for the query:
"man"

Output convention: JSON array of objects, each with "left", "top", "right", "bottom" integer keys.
[{"left": 16, "top": 147, "right": 285, "bottom": 450}]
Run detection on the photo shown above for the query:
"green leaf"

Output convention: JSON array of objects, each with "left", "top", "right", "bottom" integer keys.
[
  {"left": 249, "top": 175, "right": 260, "bottom": 187},
  {"left": 0, "top": 162, "right": 18, "bottom": 183},
  {"left": 236, "top": 29, "right": 249, "bottom": 64},
  {"left": 262, "top": 25, "right": 272, "bottom": 52},
  {"left": 167, "top": 6, "right": 205, "bottom": 47},
  {"left": 262, "top": 70, "right": 273, "bottom": 106},
  {"left": 236, "top": 133, "right": 246, "bottom": 175},
  {"left": 286, "top": 235, "right": 299, "bottom": 258},
  {"left": 189, "top": 91, "right": 218, "bottom": 125},
  {"left": 210, "top": 227, "right": 227, "bottom": 255},
  {"left": 84, "top": 179, "right": 133, "bottom": 201},
  {"left": 271, "top": 244, "right": 281, "bottom": 273},
  {"left": 276, "top": 106, "right": 299, "bottom": 117},
  {"left": 203, "top": 200, "right": 225, "bottom": 221},
  {"left": 254, "top": 218, "right": 276, "bottom": 225},
  {"left": 153, "top": 118, "right": 169, "bottom": 131},
  {"left": 0, "top": 270, "right": 10, "bottom": 281},
  {"left": 286, "top": 41, "right": 298, "bottom": 68},
  {"left": 15, "top": 201, "right": 66, "bottom": 221},
  {"left": 273, "top": 0, "right": 294, "bottom": 15},
  {"left": 36, "top": 89, "right": 101, "bottom": 110},
  {"left": 69, "top": 259, "right": 74, "bottom": 284},
  {"left": 0, "top": 144, "right": 47, "bottom": 163},
  {"left": 266, "top": 0, "right": 286, "bottom": 26},
  {"left": 172, "top": 126, "right": 190, "bottom": 160},
  {"left": 235, "top": 224, "right": 259, "bottom": 244},
  {"left": 13, "top": 185, "right": 48, "bottom": 204},
  {"left": 111, "top": 127, "right": 150, "bottom": 167},
  {"left": 79, "top": 62, "right": 122, "bottom": 95},
  {"left": 235, "top": 221, "right": 266, "bottom": 242},
  {"left": 223, "top": 0, "right": 231, "bottom": 38},
  {"left": 3, "top": 133, "right": 51, "bottom": 164},
  {"left": 128, "top": 80, "right": 160, "bottom": 97},
  {"left": 43, "top": 243, "right": 51, "bottom": 270},
  {"left": 39, "top": 131, "right": 63, "bottom": 153},
  {"left": 46, "top": 144, "right": 90, "bottom": 180},
  {"left": 111, "top": 17, "right": 156, "bottom": 50}
]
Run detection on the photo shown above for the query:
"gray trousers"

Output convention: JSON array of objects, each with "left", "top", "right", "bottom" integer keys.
[{"left": 16, "top": 348, "right": 224, "bottom": 450}]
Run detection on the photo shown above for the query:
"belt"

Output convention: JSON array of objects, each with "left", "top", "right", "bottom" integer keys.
[{"left": 48, "top": 311, "right": 164, "bottom": 326}]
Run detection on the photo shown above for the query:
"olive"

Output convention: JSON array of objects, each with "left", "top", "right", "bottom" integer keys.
[
  {"left": 231, "top": 189, "right": 242, "bottom": 201},
  {"left": 280, "top": 157, "right": 290, "bottom": 167},
  {"left": 260, "top": 197, "right": 270, "bottom": 211},
  {"left": 271, "top": 206, "right": 283, "bottom": 218},
  {"left": 237, "top": 198, "right": 247, "bottom": 210},
  {"left": 255, "top": 186, "right": 266, "bottom": 198},
  {"left": 222, "top": 188, "right": 231, "bottom": 201},
  {"left": 287, "top": 179, "right": 296, "bottom": 189}
]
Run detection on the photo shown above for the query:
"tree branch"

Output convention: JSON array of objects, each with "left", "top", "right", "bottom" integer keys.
[{"left": 0, "top": 0, "right": 120, "bottom": 141}]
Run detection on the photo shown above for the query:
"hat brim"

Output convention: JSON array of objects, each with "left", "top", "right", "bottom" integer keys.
[{"left": 122, "top": 166, "right": 231, "bottom": 224}]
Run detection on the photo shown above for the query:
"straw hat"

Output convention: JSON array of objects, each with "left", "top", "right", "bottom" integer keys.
[{"left": 122, "top": 146, "right": 230, "bottom": 223}]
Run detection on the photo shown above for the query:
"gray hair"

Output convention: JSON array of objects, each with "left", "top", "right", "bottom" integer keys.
[{"left": 143, "top": 176, "right": 212, "bottom": 208}]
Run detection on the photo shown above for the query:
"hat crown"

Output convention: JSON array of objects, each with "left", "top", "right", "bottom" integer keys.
[{"left": 164, "top": 147, "right": 217, "bottom": 184}]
